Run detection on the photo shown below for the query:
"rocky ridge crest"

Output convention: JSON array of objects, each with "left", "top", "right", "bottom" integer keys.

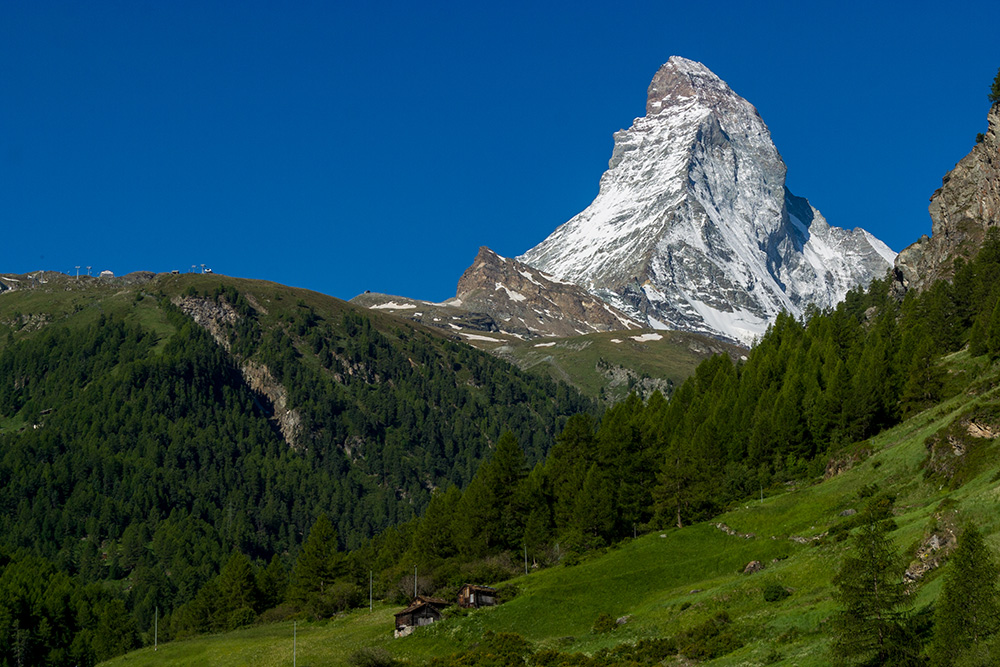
[
  {"left": 453, "top": 247, "right": 641, "bottom": 338},
  {"left": 895, "top": 103, "right": 1000, "bottom": 291}
]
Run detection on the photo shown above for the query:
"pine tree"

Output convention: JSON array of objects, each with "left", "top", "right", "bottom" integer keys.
[
  {"left": 831, "top": 502, "right": 915, "bottom": 666},
  {"left": 898, "top": 333, "right": 945, "bottom": 418},
  {"left": 255, "top": 555, "right": 288, "bottom": 610},
  {"left": 571, "top": 464, "right": 615, "bottom": 547},
  {"left": 654, "top": 435, "right": 705, "bottom": 529},
  {"left": 216, "top": 551, "right": 258, "bottom": 615},
  {"left": 969, "top": 310, "right": 989, "bottom": 357},
  {"left": 989, "top": 66, "right": 1000, "bottom": 105},
  {"left": 987, "top": 299, "right": 1000, "bottom": 358},
  {"left": 930, "top": 523, "right": 1000, "bottom": 666},
  {"left": 453, "top": 431, "right": 527, "bottom": 555},
  {"left": 414, "top": 485, "right": 461, "bottom": 562},
  {"left": 291, "top": 514, "right": 343, "bottom": 598}
]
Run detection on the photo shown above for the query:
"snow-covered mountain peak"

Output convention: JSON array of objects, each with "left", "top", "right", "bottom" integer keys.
[{"left": 520, "top": 57, "right": 894, "bottom": 345}]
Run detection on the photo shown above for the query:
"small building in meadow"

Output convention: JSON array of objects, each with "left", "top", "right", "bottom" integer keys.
[
  {"left": 393, "top": 596, "right": 450, "bottom": 638},
  {"left": 457, "top": 584, "right": 497, "bottom": 609}
]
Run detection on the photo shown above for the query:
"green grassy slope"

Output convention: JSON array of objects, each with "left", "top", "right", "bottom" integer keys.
[
  {"left": 103, "top": 349, "right": 1000, "bottom": 666},
  {"left": 495, "top": 329, "right": 745, "bottom": 402}
]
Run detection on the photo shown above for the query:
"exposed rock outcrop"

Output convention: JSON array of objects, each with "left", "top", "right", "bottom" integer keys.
[
  {"left": 905, "top": 513, "right": 958, "bottom": 582},
  {"left": 173, "top": 296, "right": 302, "bottom": 448},
  {"left": 351, "top": 248, "right": 642, "bottom": 341},
  {"left": 453, "top": 247, "right": 641, "bottom": 338},
  {"left": 895, "top": 104, "right": 1000, "bottom": 291}
]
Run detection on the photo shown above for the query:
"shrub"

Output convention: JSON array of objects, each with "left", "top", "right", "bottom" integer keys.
[
  {"left": 226, "top": 606, "right": 257, "bottom": 630},
  {"left": 677, "top": 612, "right": 744, "bottom": 661},
  {"left": 348, "top": 647, "right": 400, "bottom": 667},
  {"left": 592, "top": 612, "right": 617, "bottom": 634},
  {"left": 762, "top": 583, "right": 791, "bottom": 603}
]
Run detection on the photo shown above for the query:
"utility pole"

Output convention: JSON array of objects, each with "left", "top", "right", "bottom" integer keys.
[
  {"left": 293, "top": 621, "right": 297, "bottom": 667},
  {"left": 524, "top": 544, "right": 528, "bottom": 575},
  {"left": 155, "top": 607, "right": 158, "bottom": 651},
  {"left": 369, "top": 570, "right": 373, "bottom": 612},
  {"left": 413, "top": 565, "right": 417, "bottom": 599}
]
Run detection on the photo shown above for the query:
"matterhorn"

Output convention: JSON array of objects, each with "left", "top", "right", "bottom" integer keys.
[{"left": 519, "top": 56, "right": 895, "bottom": 345}]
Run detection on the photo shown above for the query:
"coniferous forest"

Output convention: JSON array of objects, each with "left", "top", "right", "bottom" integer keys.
[{"left": 5, "top": 232, "right": 1000, "bottom": 664}]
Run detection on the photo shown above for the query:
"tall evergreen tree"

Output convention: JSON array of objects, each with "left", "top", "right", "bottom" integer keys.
[
  {"left": 571, "top": 464, "right": 616, "bottom": 547},
  {"left": 291, "top": 514, "right": 343, "bottom": 598},
  {"left": 215, "top": 551, "right": 258, "bottom": 618},
  {"left": 831, "top": 502, "right": 916, "bottom": 666},
  {"left": 898, "top": 332, "right": 946, "bottom": 418},
  {"left": 453, "top": 431, "right": 527, "bottom": 555},
  {"left": 930, "top": 523, "right": 1000, "bottom": 666},
  {"left": 987, "top": 299, "right": 1000, "bottom": 358}
]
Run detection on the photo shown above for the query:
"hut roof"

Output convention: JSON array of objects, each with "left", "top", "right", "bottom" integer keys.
[
  {"left": 394, "top": 596, "right": 451, "bottom": 617},
  {"left": 461, "top": 584, "right": 497, "bottom": 592}
]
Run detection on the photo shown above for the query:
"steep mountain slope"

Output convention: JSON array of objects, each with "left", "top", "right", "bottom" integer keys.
[
  {"left": 453, "top": 247, "right": 641, "bottom": 338},
  {"left": 520, "top": 57, "right": 895, "bottom": 344},
  {"left": 0, "top": 272, "right": 591, "bottom": 545},
  {"left": 0, "top": 270, "right": 597, "bottom": 663},
  {"left": 895, "top": 102, "right": 1000, "bottom": 291}
]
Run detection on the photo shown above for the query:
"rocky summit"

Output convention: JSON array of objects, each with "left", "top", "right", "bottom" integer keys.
[
  {"left": 895, "top": 102, "right": 1000, "bottom": 291},
  {"left": 520, "top": 56, "right": 896, "bottom": 345},
  {"left": 453, "top": 247, "right": 641, "bottom": 338}
]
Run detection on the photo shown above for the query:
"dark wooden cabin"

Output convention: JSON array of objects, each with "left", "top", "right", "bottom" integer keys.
[
  {"left": 393, "top": 596, "right": 450, "bottom": 637},
  {"left": 457, "top": 584, "right": 497, "bottom": 609}
]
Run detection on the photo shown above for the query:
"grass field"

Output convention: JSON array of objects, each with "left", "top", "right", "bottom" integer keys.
[{"left": 495, "top": 329, "right": 745, "bottom": 402}]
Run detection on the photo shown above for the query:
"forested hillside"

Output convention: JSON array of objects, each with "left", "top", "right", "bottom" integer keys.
[
  {"left": 376, "top": 230, "right": 1000, "bottom": 574},
  {"left": 0, "top": 274, "right": 592, "bottom": 665},
  {"left": 6, "top": 226, "right": 1000, "bottom": 665}
]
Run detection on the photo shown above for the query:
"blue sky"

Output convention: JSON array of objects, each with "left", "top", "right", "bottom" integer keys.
[{"left": 2, "top": 1, "right": 998, "bottom": 302}]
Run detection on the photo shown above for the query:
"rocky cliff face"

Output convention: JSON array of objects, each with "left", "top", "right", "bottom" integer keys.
[
  {"left": 454, "top": 247, "right": 640, "bottom": 338},
  {"left": 520, "top": 57, "right": 895, "bottom": 345},
  {"left": 895, "top": 104, "right": 1000, "bottom": 291}
]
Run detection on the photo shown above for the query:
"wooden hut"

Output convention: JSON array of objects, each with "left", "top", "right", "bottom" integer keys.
[
  {"left": 393, "top": 596, "right": 450, "bottom": 638},
  {"left": 457, "top": 584, "right": 497, "bottom": 609}
]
